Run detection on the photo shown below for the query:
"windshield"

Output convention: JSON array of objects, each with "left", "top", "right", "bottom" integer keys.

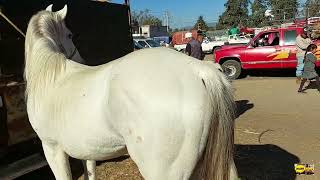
[
  {"left": 134, "top": 41, "right": 144, "bottom": 49},
  {"left": 146, "top": 40, "right": 161, "bottom": 47}
]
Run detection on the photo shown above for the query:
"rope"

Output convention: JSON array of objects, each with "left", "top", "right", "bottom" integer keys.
[{"left": 0, "top": 11, "right": 26, "bottom": 38}]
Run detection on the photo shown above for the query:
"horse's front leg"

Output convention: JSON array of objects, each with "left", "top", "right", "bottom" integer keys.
[
  {"left": 42, "top": 142, "right": 72, "bottom": 180},
  {"left": 82, "top": 160, "right": 96, "bottom": 180}
]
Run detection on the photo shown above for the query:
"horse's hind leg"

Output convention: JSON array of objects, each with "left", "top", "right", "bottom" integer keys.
[
  {"left": 42, "top": 142, "right": 72, "bottom": 180},
  {"left": 82, "top": 160, "right": 96, "bottom": 180}
]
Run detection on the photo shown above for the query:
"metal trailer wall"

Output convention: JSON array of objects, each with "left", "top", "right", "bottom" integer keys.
[{"left": 0, "top": 0, "right": 133, "bottom": 75}]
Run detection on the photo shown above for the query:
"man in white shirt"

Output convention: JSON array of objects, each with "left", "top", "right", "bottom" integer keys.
[{"left": 296, "top": 29, "right": 312, "bottom": 83}]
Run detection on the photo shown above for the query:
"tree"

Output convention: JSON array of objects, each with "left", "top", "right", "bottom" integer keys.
[
  {"left": 267, "top": 0, "right": 299, "bottom": 22},
  {"left": 305, "top": 0, "right": 320, "bottom": 17},
  {"left": 193, "top": 16, "right": 209, "bottom": 31},
  {"left": 132, "top": 9, "right": 162, "bottom": 26},
  {"left": 216, "top": 0, "right": 250, "bottom": 30},
  {"left": 249, "top": 0, "right": 269, "bottom": 27}
]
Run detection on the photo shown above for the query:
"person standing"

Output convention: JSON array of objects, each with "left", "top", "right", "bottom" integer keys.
[
  {"left": 298, "top": 44, "right": 320, "bottom": 93},
  {"left": 296, "top": 29, "right": 312, "bottom": 83},
  {"left": 185, "top": 31, "right": 205, "bottom": 60}
]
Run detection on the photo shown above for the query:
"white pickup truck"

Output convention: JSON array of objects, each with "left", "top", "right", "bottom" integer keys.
[
  {"left": 173, "top": 37, "right": 224, "bottom": 53},
  {"left": 226, "top": 34, "right": 251, "bottom": 44},
  {"left": 174, "top": 34, "right": 251, "bottom": 54}
]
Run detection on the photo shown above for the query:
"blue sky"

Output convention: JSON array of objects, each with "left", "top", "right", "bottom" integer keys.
[{"left": 113, "top": 0, "right": 307, "bottom": 28}]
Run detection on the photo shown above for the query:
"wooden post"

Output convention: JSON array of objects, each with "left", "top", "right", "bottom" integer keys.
[
  {"left": 125, "top": 0, "right": 131, "bottom": 27},
  {"left": 306, "top": 7, "right": 309, "bottom": 37},
  {"left": 0, "top": 11, "right": 25, "bottom": 38}
]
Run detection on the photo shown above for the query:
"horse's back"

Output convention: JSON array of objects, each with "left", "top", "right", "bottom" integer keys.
[{"left": 110, "top": 48, "right": 208, "bottom": 113}]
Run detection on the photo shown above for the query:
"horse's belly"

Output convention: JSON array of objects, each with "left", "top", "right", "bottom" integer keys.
[{"left": 62, "top": 133, "right": 127, "bottom": 161}]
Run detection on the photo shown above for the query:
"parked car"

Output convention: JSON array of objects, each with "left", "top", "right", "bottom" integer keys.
[
  {"left": 226, "top": 34, "right": 251, "bottom": 44},
  {"left": 133, "top": 40, "right": 144, "bottom": 50},
  {"left": 153, "top": 36, "right": 171, "bottom": 47},
  {"left": 174, "top": 38, "right": 225, "bottom": 54},
  {"left": 214, "top": 26, "right": 320, "bottom": 79},
  {"left": 133, "top": 38, "right": 161, "bottom": 48}
]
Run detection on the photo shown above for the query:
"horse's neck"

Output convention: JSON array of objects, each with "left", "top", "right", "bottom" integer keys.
[
  {"left": 65, "top": 59, "right": 95, "bottom": 74},
  {"left": 25, "top": 42, "right": 67, "bottom": 97}
]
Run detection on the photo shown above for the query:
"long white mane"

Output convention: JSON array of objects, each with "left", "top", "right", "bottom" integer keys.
[{"left": 25, "top": 9, "right": 69, "bottom": 100}]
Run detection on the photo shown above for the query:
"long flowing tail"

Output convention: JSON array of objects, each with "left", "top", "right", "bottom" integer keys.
[{"left": 196, "top": 61, "right": 237, "bottom": 180}]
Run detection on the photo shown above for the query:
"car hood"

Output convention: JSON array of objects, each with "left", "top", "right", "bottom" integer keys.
[{"left": 220, "top": 44, "right": 247, "bottom": 50}]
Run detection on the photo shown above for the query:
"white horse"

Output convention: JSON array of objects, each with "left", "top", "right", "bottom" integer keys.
[{"left": 25, "top": 5, "right": 238, "bottom": 180}]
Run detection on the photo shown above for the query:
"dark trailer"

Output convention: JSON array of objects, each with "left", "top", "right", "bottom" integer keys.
[{"left": 0, "top": 0, "right": 133, "bottom": 178}]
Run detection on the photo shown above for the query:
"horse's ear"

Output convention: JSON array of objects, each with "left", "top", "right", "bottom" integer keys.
[
  {"left": 57, "top": 5, "right": 68, "bottom": 19},
  {"left": 46, "top": 4, "right": 53, "bottom": 12}
]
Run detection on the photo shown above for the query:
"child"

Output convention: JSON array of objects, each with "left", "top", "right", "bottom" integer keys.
[{"left": 298, "top": 44, "right": 320, "bottom": 93}]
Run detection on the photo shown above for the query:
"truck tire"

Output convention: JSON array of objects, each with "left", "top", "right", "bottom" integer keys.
[{"left": 222, "top": 60, "right": 242, "bottom": 80}]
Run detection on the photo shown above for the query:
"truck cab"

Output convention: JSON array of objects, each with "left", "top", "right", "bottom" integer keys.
[{"left": 214, "top": 27, "right": 320, "bottom": 79}]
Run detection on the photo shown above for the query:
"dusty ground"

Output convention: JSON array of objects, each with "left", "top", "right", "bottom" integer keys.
[{"left": 9, "top": 54, "right": 320, "bottom": 179}]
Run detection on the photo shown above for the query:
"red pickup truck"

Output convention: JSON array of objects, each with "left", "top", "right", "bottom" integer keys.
[{"left": 214, "top": 27, "right": 320, "bottom": 79}]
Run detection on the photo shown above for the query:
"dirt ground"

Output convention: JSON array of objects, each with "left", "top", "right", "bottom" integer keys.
[{"left": 11, "top": 55, "right": 320, "bottom": 179}]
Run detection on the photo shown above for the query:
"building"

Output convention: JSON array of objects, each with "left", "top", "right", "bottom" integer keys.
[{"left": 133, "top": 25, "right": 168, "bottom": 38}]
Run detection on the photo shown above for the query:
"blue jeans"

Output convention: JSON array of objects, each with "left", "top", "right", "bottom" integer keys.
[{"left": 296, "top": 56, "right": 304, "bottom": 77}]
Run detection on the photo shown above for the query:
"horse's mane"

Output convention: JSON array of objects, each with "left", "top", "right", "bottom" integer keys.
[{"left": 25, "top": 10, "right": 67, "bottom": 99}]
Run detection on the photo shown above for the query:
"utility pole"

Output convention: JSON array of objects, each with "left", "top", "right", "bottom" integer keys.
[{"left": 165, "top": 10, "right": 169, "bottom": 32}]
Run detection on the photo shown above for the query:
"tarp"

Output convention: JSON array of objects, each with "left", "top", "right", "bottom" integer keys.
[{"left": 0, "top": 0, "right": 133, "bottom": 75}]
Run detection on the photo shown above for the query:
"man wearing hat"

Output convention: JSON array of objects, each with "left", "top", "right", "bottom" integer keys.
[
  {"left": 296, "top": 28, "right": 312, "bottom": 83},
  {"left": 185, "top": 31, "right": 205, "bottom": 60}
]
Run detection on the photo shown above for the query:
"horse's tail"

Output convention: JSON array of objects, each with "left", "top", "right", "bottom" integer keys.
[{"left": 196, "top": 61, "right": 236, "bottom": 180}]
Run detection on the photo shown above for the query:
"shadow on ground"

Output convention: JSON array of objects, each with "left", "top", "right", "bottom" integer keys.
[
  {"left": 240, "top": 68, "right": 320, "bottom": 79},
  {"left": 240, "top": 69, "right": 296, "bottom": 79},
  {"left": 235, "top": 144, "right": 300, "bottom": 180},
  {"left": 305, "top": 80, "right": 320, "bottom": 90},
  {"left": 235, "top": 100, "right": 254, "bottom": 118}
]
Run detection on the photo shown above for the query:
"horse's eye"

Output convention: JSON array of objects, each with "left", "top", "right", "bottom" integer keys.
[{"left": 68, "top": 34, "right": 73, "bottom": 39}]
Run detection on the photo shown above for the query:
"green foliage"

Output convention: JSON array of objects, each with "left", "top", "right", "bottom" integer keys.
[
  {"left": 249, "top": 0, "right": 270, "bottom": 27},
  {"left": 267, "top": 0, "right": 299, "bottom": 21},
  {"left": 193, "top": 16, "right": 209, "bottom": 31},
  {"left": 132, "top": 9, "right": 162, "bottom": 26},
  {"left": 305, "top": 0, "right": 320, "bottom": 17},
  {"left": 216, "top": 0, "right": 250, "bottom": 30}
]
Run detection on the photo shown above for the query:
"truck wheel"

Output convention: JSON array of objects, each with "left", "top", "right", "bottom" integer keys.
[{"left": 222, "top": 60, "right": 242, "bottom": 80}]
